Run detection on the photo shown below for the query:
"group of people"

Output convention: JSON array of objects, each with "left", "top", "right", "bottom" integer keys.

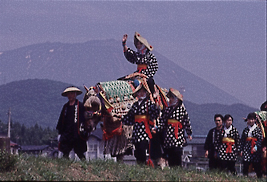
[
  {"left": 55, "top": 31, "right": 266, "bottom": 179},
  {"left": 204, "top": 101, "right": 267, "bottom": 178},
  {"left": 121, "top": 83, "right": 192, "bottom": 168}
]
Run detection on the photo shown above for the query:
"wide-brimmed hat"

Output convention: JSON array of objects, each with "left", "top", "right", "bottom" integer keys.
[
  {"left": 132, "top": 82, "right": 150, "bottom": 97},
  {"left": 244, "top": 112, "right": 256, "bottom": 122},
  {"left": 134, "top": 32, "right": 153, "bottom": 51},
  {"left": 166, "top": 88, "right": 183, "bottom": 101},
  {"left": 61, "top": 86, "right": 82, "bottom": 97}
]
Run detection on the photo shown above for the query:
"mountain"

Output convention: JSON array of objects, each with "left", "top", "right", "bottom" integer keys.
[
  {"left": 0, "top": 79, "right": 257, "bottom": 135},
  {"left": 0, "top": 39, "right": 245, "bottom": 106}
]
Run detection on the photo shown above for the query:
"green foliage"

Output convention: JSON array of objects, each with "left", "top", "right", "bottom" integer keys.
[
  {"left": 0, "top": 150, "right": 18, "bottom": 172},
  {"left": 0, "top": 156, "right": 266, "bottom": 181},
  {"left": 0, "top": 120, "right": 57, "bottom": 145}
]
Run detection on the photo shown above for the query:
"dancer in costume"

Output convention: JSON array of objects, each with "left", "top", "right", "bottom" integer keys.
[
  {"left": 121, "top": 82, "right": 160, "bottom": 165},
  {"left": 158, "top": 88, "right": 192, "bottom": 167},
  {"left": 120, "top": 32, "right": 158, "bottom": 98},
  {"left": 241, "top": 112, "right": 263, "bottom": 178},
  {"left": 218, "top": 114, "right": 240, "bottom": 175}
]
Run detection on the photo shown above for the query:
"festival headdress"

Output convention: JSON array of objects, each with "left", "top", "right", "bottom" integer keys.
[
  {"left": 134, "top": 32, "right": 153, "bottom": 51},
  {"left": 166, "top": 88, "right": 183, "bottom": 101}
]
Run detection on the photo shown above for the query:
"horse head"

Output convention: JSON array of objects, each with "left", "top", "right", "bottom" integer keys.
[{"left": 83, "top": 86, "right": 102, "bottom": 133}]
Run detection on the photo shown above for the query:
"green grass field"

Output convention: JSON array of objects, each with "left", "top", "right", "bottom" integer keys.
[{"left": 0, "top": 153, "right": 266, "bottom": 181}]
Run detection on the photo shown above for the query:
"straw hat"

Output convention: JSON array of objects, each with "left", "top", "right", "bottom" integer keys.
[
  {"left": 134, "top": 32, "right": 153, "bottom": 51},
  {"left": 132, "top": 82, "right": 150, "bottom": 97},
  {"left": 61, "top": 86, "right": 82, "bottom": 97},
  {"left": 166, "top": 88, "right": 183, "bottom": 101}
]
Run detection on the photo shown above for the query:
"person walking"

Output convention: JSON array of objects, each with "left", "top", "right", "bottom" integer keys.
[
  {"left": 56, "top": 86, "right": 87, "bottom": 160},
  {"left": 121, "top": 82, "right": 160, "bottom": 165},
  {"left": 158, "top": 88, "right": 192, "bottom": 168}
]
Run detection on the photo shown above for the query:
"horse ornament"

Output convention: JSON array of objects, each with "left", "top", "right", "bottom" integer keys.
[{"left": 82, "top": 72, "right": 168, "bottom": 163}]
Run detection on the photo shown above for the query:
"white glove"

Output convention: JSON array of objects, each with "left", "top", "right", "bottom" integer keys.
[{"left": 57, "top": 135, "right": 61, "bottom": 142}]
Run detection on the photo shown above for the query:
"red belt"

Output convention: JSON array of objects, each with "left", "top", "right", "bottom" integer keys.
[
  {"left": 135, "top": 115, "right": 154, "bottom": 139},
  {"left": 137, "top": 64, "right": 147, "bottom": 73},
  {"left": 246, "top": 137, "right": 257, "bottom": 154},
  {"left": 102, "top": 123, "right": 123, "bottom": 141},
  {"left": 168, "top": 119, "right": 183, "bottom": 139},
  {"left": 222, "top": 137, "right": 235, "bottom": 153}
]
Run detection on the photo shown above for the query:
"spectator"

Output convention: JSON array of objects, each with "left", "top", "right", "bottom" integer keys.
[
  {"left": 241, "top": 112, "right": 263, "bottom": 178},
  {"left": 218, "top": 114, "right": 240, "bottom": 175},
  {"left": 204, "top": 114, "right": 224, "bottom": 171}
]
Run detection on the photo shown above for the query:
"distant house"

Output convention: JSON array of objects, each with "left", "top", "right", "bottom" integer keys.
[
  {"left": 19, "top": 145, "right": 50, "bottom": 157},
  {"left": 86, "top": 128, "right": 111, "bottom": 160},
  {"left": 183, "top": 135, "right": 206, "bottom": 158},
  {"left": 183, "top": 135, "right": 208, "bottom": 170},
  {"left": 10, "top": 141, "right": 21, "bottom": 155}
]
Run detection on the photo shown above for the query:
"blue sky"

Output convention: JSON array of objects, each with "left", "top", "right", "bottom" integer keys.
[{"left": 0, "top": 0, "right": 266, "bottom": 109}]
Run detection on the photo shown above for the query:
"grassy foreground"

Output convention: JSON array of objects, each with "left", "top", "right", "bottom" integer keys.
[{"left": 0, "top": 154, "right": 266, "bottom": 181}]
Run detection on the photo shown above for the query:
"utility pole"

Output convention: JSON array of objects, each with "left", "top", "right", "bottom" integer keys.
[{"left": 7, "top": 108, "right": 11, "bottom": 138}]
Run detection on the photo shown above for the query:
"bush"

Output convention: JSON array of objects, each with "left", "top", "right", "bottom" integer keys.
[{"left": 0, "top": 150, "right": 17, "bottom": 171}]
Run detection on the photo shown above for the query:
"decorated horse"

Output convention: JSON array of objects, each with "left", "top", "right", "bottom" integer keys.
[{"left": 82, "top": 72, "right": 168, "bottom": 162}]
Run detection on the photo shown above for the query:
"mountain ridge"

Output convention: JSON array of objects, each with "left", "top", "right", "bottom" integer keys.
[
  {"left": 0, "top": 79, "right": 257, "bottom": 136},
  {"left": 0, "top": 40, "right": 244, "bottom": 106}
]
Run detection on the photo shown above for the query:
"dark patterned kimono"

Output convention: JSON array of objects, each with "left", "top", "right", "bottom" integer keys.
[
  {"left": 240, "top": 123, "right": 263, "bottom": 178},
  {"left": 159, "top": 103, "right": 192, "bottom": 149},
  {"left": 121, "top": 97, "right": 160, "bottom": 164},
  {"left": 219, "top": 125, "right": 240, "bottom": 161},
  {"left": 124, "top": 48, "right": 158, "bottom": 78},
  {"left": 158, "top": 103, "right": 192, "bottom": 167},
  {"left": 218, "top": 124, "right": 240, "bottom": 175},
  {"left": 122, "top": 97, "right": 160, "bottom": 143},
  {"left": 241, "top": 124, "right": 263, "bottom": 162}
]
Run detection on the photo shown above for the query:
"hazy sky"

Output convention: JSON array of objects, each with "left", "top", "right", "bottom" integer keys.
[{"left": 0, "top": 0, "right": 266, "bottom": 109}]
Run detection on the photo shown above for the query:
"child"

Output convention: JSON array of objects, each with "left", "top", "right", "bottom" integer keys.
[
  {"left": 218, "top": 114, "right": 240, "bottom": 175},
  {"left": 241, "top": 112, "right": 263, "bottom": 178}
]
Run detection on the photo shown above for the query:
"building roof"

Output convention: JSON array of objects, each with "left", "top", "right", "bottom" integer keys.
[
  {"left": 89, "top": 127, "right": 103, "bottom": 140},
  {"left": 19, "top": 145, "right": 50, "bottom": 151},
  {"left": 187, "top": 136, "right": 206, "bottom": 145},
  {"left": 10, "top": 141, "right": 21, "bottom": 148}
]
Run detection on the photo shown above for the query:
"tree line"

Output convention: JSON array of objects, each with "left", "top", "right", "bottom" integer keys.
[{"left": 0, "top": 120, "right": 57, "bottom": 146}]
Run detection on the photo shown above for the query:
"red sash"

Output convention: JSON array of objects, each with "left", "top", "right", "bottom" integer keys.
[
  {"left": 137, "top": 64, "right": 147, "bottom": 73},
  {"left": 168, "top": 119, "right": 183, "bottom": 139},
  {"left": 102, "top": 123, "right": 123, "bottom": 141},
  {"left": 135, "top": 115, "right": 154, "bottom": 139},
  {"left": 246, "top": 137, "right": 257, "bottom": 154},
  {"left": 222, "top": 137, "right": 235, "bottom": 153}
]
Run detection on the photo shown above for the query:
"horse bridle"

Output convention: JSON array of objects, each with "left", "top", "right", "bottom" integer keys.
[{"left": 84, "top": 110, "right": 101, "bottom": 119}]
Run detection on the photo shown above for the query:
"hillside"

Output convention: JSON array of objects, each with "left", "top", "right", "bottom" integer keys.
[
  {"left": 0, "top": 40, "right": 244, "bottom": 106},
  {"left": 0, "top": 79, "right": 257, "bottom": 135}
]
